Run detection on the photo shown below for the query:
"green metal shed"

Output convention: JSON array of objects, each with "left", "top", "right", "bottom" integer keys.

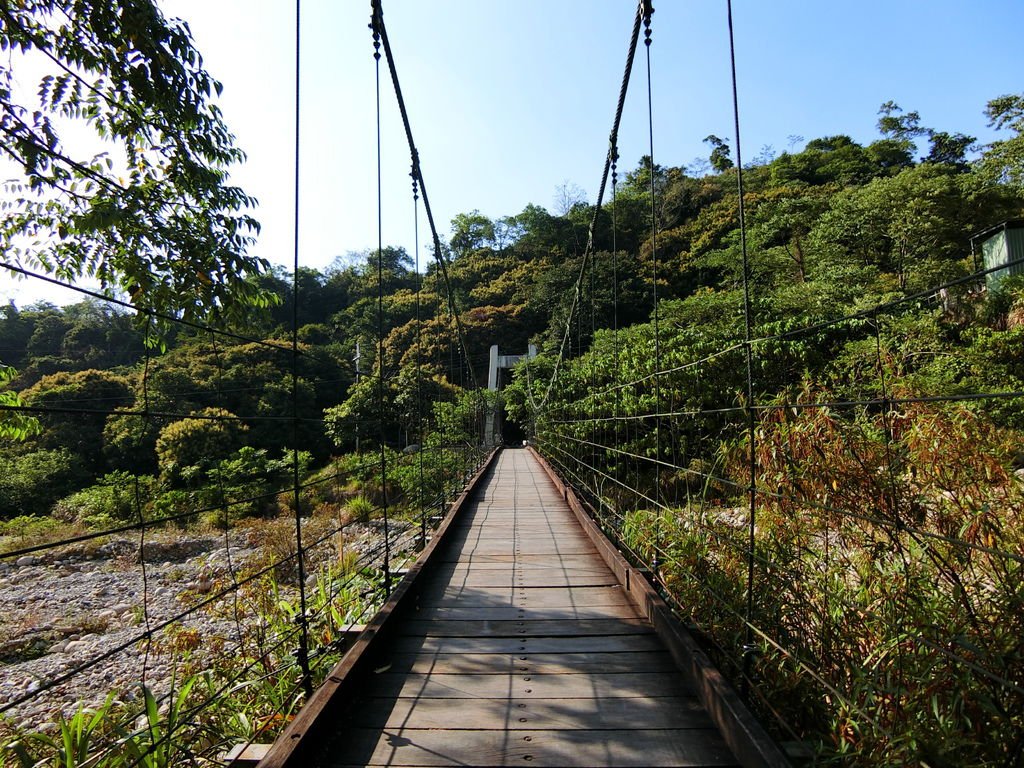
[{"left": 973, "top": 219, "right": 1024, "bottom": 291}]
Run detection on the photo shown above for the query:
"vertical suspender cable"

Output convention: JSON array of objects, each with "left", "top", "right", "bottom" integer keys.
[
  {"left": 413, "top": 171, "right": 426, "bottom": 548},
  {"left": 138, "top": 316, "right": 154, "bottom": 690},
  {"left": 291, "top": 0, "right": 313, "bottom": 699},
  {"left": 642, "top": 2, "right": 663, "bottom": 566},
  {"left": 611, "top": 146, "right": 620, "bottom": 371},
  {"left": 370, "top": 1, "right": 392, "bottom": 595},
  {"left": 539, "top": 0, "right": 644, "bottom": 412},
  {"left": 611, "top": 146, "right": 621, "bottom": 499},
  {"left": 590, "top": 206, "right": 598, "bottom": 492},
  {"left": 726, "top": 0, "right": 758, "bottom": 697}
]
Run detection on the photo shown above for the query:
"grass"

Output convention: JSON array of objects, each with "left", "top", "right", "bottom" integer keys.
[
  {"left": 1, "top": 560, "right": 388, "bottom": 768},
  {"left": 609, "top": 399, "right": 1024, "bottom": 766}
]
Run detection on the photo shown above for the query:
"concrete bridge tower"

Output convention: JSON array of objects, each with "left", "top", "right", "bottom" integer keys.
[{"left": 485, "top": 343, "right": 537, "bottom": 445}]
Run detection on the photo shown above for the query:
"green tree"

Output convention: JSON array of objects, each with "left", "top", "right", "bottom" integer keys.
[
  {"left": 924, "top": 131, "right": 976, "bottom": 169},
  {"left": 0, "top": 448, "right": 87, "bottom": 518},
  {"left": 0, "top": 303, "right": 34, "bottom": 367},
  {"left": 155, "top": 407, "right": 247, "bottom": 486},
  {"left": 981, "top": 93, "right": 1024, "bottom": 189},
  {"left": 809, "top": 164, "right": 1005, "bottom": 292},
  {"left": 21, "top": 368, "right": 132, "bottom": 467},
  {"left": 449, "top": 210, "right": 496, "bottom": 258},
  {"left": 0, "top": 0, "right": 273, "bottom": 327},
  {"left": 703, "top": 135, "right": 734, "bottom": 173},
  {"left": 0, "top": 363, "right": 40, "bottom": 441},
  {"left": 877, "top": 100, "right": 927, "bottom": 150}
]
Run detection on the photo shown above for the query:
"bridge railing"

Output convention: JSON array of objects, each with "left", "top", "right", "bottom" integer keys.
[
  {"left": 0, "top": 275, "right": 491, "bottom": 767},
  {"left": 533, "top": 268, "right": 1024, "bottom": 766}
]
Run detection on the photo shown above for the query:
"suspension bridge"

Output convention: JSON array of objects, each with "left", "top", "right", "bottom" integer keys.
[
  {"left": 2, "top": 0, "right": 1022, "bottom": 766},
  {"left": 253, "top": 447, "right": 783, "bottom": 767}
]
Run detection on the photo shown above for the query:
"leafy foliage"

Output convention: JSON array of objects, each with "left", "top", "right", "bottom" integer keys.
[
  {"left": 0, "top": 0, "right": 274, "bottom": 328},
  {"left": 0, "top": 362, "right": 39, "bottom": 440},
  {"left": 3, "top": 68, "right": 1024, "bottom": 767}
]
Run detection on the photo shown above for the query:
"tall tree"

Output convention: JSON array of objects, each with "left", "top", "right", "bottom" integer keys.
[
  {"left": 982, "top": 93, "right": 1024, "bottom": 189},
  {"left": 449, "top": 210, "right": 496, "bottom": 258},
  {"left": 703, "top": 135, "right": 734, "bottom": 173},
  {"left": 924, "top": 131, "right": 976, "bottom": 169},
  {"left": 0, "top": 0, "right": 273, "bottom": 330}
]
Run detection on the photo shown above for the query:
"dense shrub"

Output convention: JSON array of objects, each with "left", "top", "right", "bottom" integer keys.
[
  {"left": 0, "top": 449, "right": 89, "bottom": 519},
  {"left": 52, "top": 472, "right": 156, "bottom": 529}
]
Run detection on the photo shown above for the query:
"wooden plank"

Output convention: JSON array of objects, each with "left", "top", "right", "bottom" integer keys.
[
  {"left": 528, "top": 448, "right": 791, "bottom": 768},
  {"left": 390, "top": 633, "right": 668, "bottom": 655},
  {"left": 441, "top": 541, "right": 600, "bottom": 554},
  {"left": 432, "top": 553, "right": 602, "bottom": 564},
  {"left": 349, "top": 695, "right": 715, "bottom": 730},
  {"left": 456, "top": 527, "right": 583, "bottom": 534},
  {"left": 419, "top": 584, "right": 636, "bottom": 609},
  {"left": 319, "top": 727, "right": 738, "bottom": 767},
  {"left": 372, "top": 671, "right": 692, "bottom": 699},
  {"left": 417, "top": 571, "right": 618, "bottom": 588},
  {"left": 382, "top": 650, "right": 678, "bottom": 675},
  {"left": 430, "top": 557, "right": 610, "bottom": 570},
  {"left": 398, "top": 617, "right": 653, "bottom": 638},
  {"left": 416, "top": 603, "right": 640, "bottom": 621}
]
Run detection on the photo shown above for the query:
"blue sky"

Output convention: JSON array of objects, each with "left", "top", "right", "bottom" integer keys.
[{"left": 3, "top": 0, "right": 1023, "bottom": 306}]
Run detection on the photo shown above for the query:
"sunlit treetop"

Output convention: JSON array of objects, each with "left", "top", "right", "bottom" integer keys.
[{"left": 0, "top": 0, "right": 275, "bottom": 333}]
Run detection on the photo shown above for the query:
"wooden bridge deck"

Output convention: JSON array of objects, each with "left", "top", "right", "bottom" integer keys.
[{"left": 306, "top": 449, "right": 741, "bottom": 767}]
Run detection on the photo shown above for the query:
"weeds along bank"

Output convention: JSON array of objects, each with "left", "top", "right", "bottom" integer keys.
[
  {"left": 0, "top": 444, "right": 482, "bottom": 767},
  {"left": 613, "top": 400, "right": 1024, "bottom": 766},
  {"left": 522, "top": 280, "right": 1024, "bottom": 764}
]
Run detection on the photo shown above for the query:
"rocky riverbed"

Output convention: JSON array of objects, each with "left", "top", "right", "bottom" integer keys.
[{"left": 0, "top": 519, "right": 405, "bottom": 735}]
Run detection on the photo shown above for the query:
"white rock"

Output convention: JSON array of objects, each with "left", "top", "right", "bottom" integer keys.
[{"left": 16, "top": 555, "right": 41, "bottom": 567}]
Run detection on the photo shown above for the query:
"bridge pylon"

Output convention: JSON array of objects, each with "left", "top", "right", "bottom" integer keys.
[{"left": 485, "top": 343, "right": 536, "bottom": 446}]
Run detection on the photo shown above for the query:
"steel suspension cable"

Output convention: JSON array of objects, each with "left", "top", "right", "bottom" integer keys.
[
  {"left": 290, "top": 0, "right": 313, "bottom": 698},
  {"left": 370, "top": 0, "right": 477, "bottom": 389},
  {"left": 370, "top": 7, "right": 393, "bottom": 596},
  {"left": 538, "top": 0, "right": 646, "bottom": 410},
  {"left": 725, "top": 0, "right": 759, "bottom": 697},
  {"left": 641, "top": 2, "right": 664, "bottom": 556},
  {"left": 413, "top": 171, "right": 427, "bottom": 549}
]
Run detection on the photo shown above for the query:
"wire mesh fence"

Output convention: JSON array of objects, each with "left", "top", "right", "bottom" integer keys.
[
  {"left": 0, "top": 264, "right": 492, "bottom": 766},
  {"left": 531, "top": 262, "right": 1024, "bottom": 765}
]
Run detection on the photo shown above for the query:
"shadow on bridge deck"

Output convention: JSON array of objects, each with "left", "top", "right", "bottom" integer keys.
[{"left": 262, "top": 449, "right": 780, "bottom": 768}]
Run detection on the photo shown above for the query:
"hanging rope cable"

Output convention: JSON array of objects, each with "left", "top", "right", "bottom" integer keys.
[
  {"left": 725, "top": 0, "right": 759, "bottom": 698},
  {"left": 537, "top": 0, "right": 646, "bottom": 411},
  {"left": 608, "top": 146, "right": 621, "bottom": 490},
  {"left": 641, "top": 2, "right": 664, "bottom": 563},
  {"left": 413, "top": 168, "right": 427, "bottom": 549},
  {"left": 370, "top": 3, "right": 392, "bottom": 595},
  {"left": 370, "top": 0, "right": 477, "bottom": 390},
  {"left": 290, "top": 0, "right": 313, "bottom": 699}
]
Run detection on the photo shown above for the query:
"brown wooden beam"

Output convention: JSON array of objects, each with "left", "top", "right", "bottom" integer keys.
[
  {"left": 527, "top": 447, "right": 790, "bottom": 768},
  {"left": 257, "top": 448, "right": 500, "bottom": 768}
]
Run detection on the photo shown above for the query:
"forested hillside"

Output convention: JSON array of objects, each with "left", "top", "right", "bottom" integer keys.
[
  {"left": 3, "top": 93, "right": 1024, "bottom": 764},
  {"left": 4, "top": 98, "right": 1023, "bottom": 516}
]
